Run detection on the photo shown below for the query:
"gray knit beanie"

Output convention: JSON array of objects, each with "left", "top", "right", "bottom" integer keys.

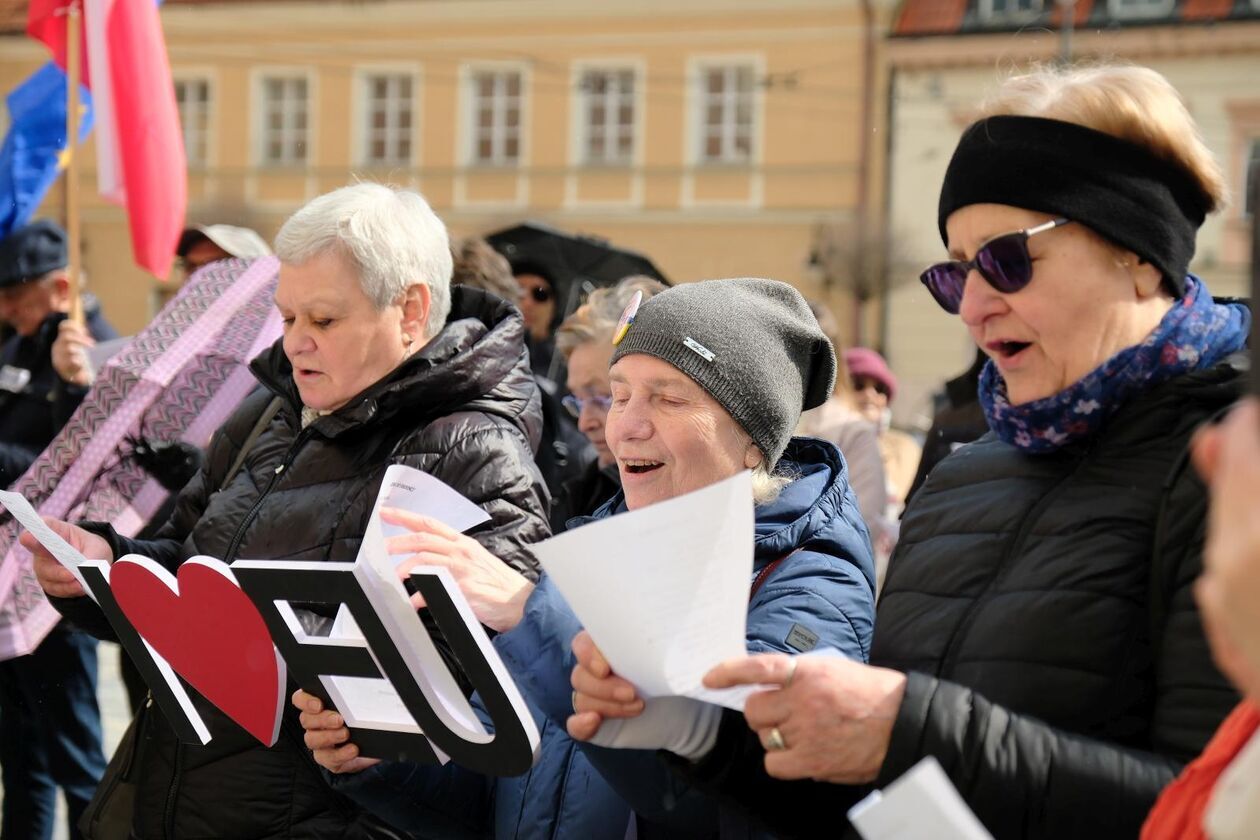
[{"left": 609, "top": 277, "right": 836, "bottom": 467}]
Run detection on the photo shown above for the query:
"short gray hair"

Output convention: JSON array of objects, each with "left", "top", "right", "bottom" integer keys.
[{"left": 273, "top": 183, "right": 453, "bottom": 338}]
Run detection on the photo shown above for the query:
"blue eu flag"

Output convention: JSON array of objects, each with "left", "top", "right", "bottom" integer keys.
[{"left": 0, "top": 62, "right": 94, "bottom": 239}]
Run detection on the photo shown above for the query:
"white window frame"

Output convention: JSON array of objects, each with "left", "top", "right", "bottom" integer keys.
[
  {"left": 690, "top": 58, "right": 761, "bottom": 167},
  {"left": 173, "top": 75, "right": 214, "bottom": 169},
  {"left": 575, "top": 64, "right": 639, "bottom": 167},
  {"left": 254, "top": 70, "right": 314, "bottom": 168},
  {"left": 979, "top": 0, "right": 1044, "bottom": 21},
  {"left": 1107, "top": 0, "right": 1175, "bottom": 20},
  {"left": 462, "top": 63, "right": 527, "bottom": 168},
  {"left": 354, "top": 65, "right": 421, "bottom": 169}
]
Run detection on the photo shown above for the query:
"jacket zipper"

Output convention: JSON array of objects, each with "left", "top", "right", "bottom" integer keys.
[
  {"left": 163, "top": 735, "right": 182, "bottom": 839},
  {"left": 936, "top": 443, "right": 1096, "bottom": 677},
  {"left": 222, "top": 428, "right": 312, "bottom": 563}
]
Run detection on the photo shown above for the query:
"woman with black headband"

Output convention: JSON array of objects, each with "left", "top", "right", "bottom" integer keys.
[{"left": 566, "top": 64, "right": 1249, "bottom": 839}]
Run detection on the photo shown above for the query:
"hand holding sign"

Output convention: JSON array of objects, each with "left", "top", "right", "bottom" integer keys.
[{"left": 292, "top": 689, "right": 381, "bottom": 775}]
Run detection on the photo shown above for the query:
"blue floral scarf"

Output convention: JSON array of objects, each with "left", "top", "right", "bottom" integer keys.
[{"left": 979, "top": 276, "right": 1249, "bottom": 454}]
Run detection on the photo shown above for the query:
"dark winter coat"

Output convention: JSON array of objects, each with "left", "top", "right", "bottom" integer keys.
[
  {"left": 0, "top": 303, "right": 116, "bottom": 487},
  {"left": 53, "top": 287, "right": 550, "bottom": 840},
  {"left": 671, "top": 356, "right": 1245, "bottom": 840}
]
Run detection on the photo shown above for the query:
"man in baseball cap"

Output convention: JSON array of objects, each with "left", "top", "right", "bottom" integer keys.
[
  {"left": 0, "top": 219, "right": 117, "bottom": 485},
  {"left": 0, "top": 218, "right": 111, "bottom": 840}
]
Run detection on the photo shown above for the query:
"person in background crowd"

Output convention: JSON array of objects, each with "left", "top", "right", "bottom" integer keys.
[
  {"left": 795, "top": 301, "right": 885, "bottom": 562},
  {"left": 845, "top": 347, "right": 921, "bottom": 510},
  {"left": 548, "top": 275, "right": 666, "bottom": 531},
  {"left": 297, "top": 277, "right": 876, "bottom": 839},
  {"left": 23, "top": 183, "right": 549, "bottom": 839},
  {"left": 905, "top": 347, "right": 989, "bottom": 503},
  {"left": 453, "top": 236, "right": 596, "bottom": 500},
  {"left": 568, "top": 63, "right": 1246, "bottom": 840},
  {"left": 450, "top": 236, "right": 520, "bottom": 302},
  {"left": 0, "top": 219, "right": 111, "bottom": 840},
  {"left": 1142, "top": 398, "right": 1260, "bottom": 840},
  {"left": 512, "top": 262, "right": 560, "bottom": 380}
]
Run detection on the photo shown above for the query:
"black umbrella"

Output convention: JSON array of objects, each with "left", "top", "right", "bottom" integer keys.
[{"left": 485, "top": 222, "right": 669, "bottom": 326}]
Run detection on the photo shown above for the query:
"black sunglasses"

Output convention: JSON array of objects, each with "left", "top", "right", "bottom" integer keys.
[
  {"left": 920, "top": 218, "right": 1071, "bottom": 314},
  {"left": 522, "top": 286, "right": 552, "bottom": 304}
]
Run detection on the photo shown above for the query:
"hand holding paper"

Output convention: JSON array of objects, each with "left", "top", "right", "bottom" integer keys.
[
  {"left": 0, "top": 489, "right": 112, "bottom": 598},
  {"left": 534, "top": 471, "right": 757, "bottom": 711}
]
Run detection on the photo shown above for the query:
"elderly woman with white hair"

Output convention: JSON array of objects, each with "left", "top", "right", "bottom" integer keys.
[{"left": 25, "top": 183, "right": 550, "bottom": 839}]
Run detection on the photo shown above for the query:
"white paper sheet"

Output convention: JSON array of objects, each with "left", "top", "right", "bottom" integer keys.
[
  {"left": 532, "top": 471, "right": 756, "bottom": 710},
  {"left": 848, "top": 756, "right": 994, "bottom": 840},
  {"left": 0, "top": 489, "right": 94, "bottom": 597},
  {"left": 372, "top": 464, "right": 492, "bottom": 554}
]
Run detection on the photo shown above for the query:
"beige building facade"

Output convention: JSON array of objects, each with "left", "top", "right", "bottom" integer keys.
[
  {"left": 883, "top": 1, "right": 1260, "bottom": 429},
  {"left": 1, "top": 0, "right": 897, "bottom": 338}
]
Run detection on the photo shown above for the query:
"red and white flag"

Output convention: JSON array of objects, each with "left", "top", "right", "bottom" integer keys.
[{"left": 27, "top": 0, "right": 186, "bottom": 278}]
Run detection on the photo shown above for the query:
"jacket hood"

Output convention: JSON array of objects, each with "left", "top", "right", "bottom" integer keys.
[
  {"left": 577, "top": 436, "right": 875, "bottom": 590},
  {"left": 251, "top": 285, "right": 542, "bottom": 447}
]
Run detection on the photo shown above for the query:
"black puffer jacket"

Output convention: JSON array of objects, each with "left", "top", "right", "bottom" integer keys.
[
  {"left": 674, "top": 356, "right": 1243, "bottom": 840},
  {"left": 56, "top": 287, "right": 550, "bottom": 840}
]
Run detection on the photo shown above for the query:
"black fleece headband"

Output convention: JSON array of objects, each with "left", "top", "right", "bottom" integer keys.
[{"left": 938, "top": 115, "right": 1212, "bottom": 296}]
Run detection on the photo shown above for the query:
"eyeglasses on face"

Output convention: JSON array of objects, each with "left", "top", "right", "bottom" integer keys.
[
  {"left": 561, "top": 394, "right": 613, "bottom": 419},
  {"left": 920, "top": 217, "right": 1072, "bottom": 314}
]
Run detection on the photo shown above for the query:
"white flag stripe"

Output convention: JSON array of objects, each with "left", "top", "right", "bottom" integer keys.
[{"left": 84, "top": 0, "right": 125, "bottom": 205}]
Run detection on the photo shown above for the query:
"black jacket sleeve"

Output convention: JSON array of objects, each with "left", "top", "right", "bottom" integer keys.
[{"left": 420, "top": 421, "right": 550, "bottom": 580}]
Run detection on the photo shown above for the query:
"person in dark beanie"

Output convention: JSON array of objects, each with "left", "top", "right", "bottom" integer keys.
[
  {"left": 0, "top": 218, "right": 111, "bottom": 840},
  {"left": 568, "top": 64, "right": 1247, "bottom": 840},
  {"left": 295, "top": 277, "right": 875, "bottom": 839}
]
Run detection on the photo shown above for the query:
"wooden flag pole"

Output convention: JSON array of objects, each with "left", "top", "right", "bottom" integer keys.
[{"left": 65, "top": 1, "right": 84, "bottom": 325}]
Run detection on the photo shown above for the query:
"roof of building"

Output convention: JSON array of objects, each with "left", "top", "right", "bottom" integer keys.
[{"left": 893, "top": 0, "right": 1260, "bottom": 37}]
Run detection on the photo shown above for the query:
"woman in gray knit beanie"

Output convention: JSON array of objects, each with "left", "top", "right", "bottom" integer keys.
[{"left": 296, "top": 277, "right": 877, "bottom": 839}]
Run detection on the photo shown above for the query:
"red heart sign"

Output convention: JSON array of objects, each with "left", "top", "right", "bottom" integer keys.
[{"left": 111, "top": 556, "right": 285, "bottom": 746}]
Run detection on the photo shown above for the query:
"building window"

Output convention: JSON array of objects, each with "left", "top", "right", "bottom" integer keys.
[
  {"left": 1246, "top": 139, "right": 1260, "bottom": 216},
  {"left": 469, "top": 70, "right": 522, "bottom": 166},
  {"left": 260, "top": 76, "right": 308, "bottom": 166},
  {"left": 579, "top": 68, "right": 635, "bottom": 166},
  {"left": 363, "top": 73, "right": 414, "bottom": 167},
  {"left": 174, "top": 79, "right": 210, "bottom": 167},
  {"left": 1108, "top": 0, "right": 1174, "bottom": 19},
  {"left": 980, "top": 0, "right": 1043, "bottom": 20},
  {"left": 697, "top": 64, "right": 755, "bottom": 165}
]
